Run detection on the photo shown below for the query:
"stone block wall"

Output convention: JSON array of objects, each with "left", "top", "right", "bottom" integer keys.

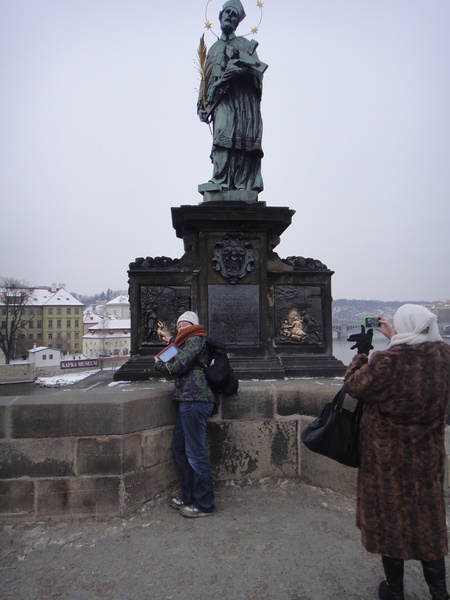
[
  {"left": 0, "top": 386, "right": 179, "bottom": 518},
  {"left": 0, "top": 363, "right": 36, "bottom": 384},
  {"left": 1, "top": 379, "right": 449, "bottom": 520}
]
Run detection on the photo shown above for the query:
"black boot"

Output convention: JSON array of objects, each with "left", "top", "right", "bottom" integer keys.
[
  {"left": 421, "top": 558, "right": 450, "bottom": 600},
  {"left": 379, "top": 556, "right": 405, "bottom": 600}
]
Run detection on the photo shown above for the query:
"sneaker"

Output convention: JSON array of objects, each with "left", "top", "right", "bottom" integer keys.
[
  {"left": 168, "top": 497, "right": 186, "bottom": 510},
  {"left": 179, "top": 505, "right": 214, "bottom": 518}
]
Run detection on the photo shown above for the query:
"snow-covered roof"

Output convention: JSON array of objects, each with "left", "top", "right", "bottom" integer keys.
[
  {"left": 28, "top": 288, "right": 84, "bottom": 307},
  {"left": 106, "top": 295, "right": 129, "bottom": 306},
  {"left": 83, "top": 331, "right": 130, "bottom": 339},
  {"left": 28, "top": 346, "right": 61, "bottom": 354},
  {"left": 83, "top": 313, "right": 103, "bottom": 324},
  {"left": 88, "top": 319, "right": 130, "bottom": 331}
]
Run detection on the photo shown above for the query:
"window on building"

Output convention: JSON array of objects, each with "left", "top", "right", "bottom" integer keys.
[
  {"left": 48, "top": 319, "right": 53, "bottom": 328},
  {"left": 57, "top": 333, "right": 61, "bottom": 339},
  {"left": 67, "top": 333, "right": 71, "bottom": 339},
  {"left": 48, "top": 333, "right": 53, "bottom": 339},
  {"left": 29, "top": 334, "right": 33, "bottom": 339},
  {"left": 37, "top": 307, "right": 42, "bottom": 315},
  {"left": 67, "top": 308, "right": 71, "bottom": 315},
  {"left": 2, "top": 308, "right": 6, "bottom": 315},
  {"left": 37, "top": 320, "right": 42, "bottom": 327},
  {"left": 37, "top": 333, "right": 42, "bottom": 339},
  {"left": 57, "top": 307, "right": 61, "bottom": 315},
  {"left": 1, "top": 321, "right": 5, "bottom": 329},
  {"left": 42, "top": 355, "right": 47, "bottom": 360},
  {"left": 66, "top": 320, "right": 71, "bottom": 328},
  {"left": 49, "top": 354, "right": 53, "bottom": 360},
  {"left": 29, "top": 321, "right": 34, "bottom": 328},
  {"left": 48, "top": 308, "right": 53, "bottom": 315},
  {"left": 75, "top": 320, "right": 79, "bottom": 327},
  {"left": 75, "top": 333, "right": 79, "bottom": 339},
  {"left": 28, "top": 309, "right": 33, "bottom": 316},
  {"left": 57, "top": 320, "right": 61, "bottom": 328},
  {"left": 75, "top": 308, "right": 79, "bottom": 314}
]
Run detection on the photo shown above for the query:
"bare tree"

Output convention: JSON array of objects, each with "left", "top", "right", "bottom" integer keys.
[{"left": 0, "top": 278, "right": 32, "bottom": 364}]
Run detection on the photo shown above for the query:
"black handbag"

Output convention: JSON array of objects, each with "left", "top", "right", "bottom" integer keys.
[{"left": 301, "top": 383, "right": 364, "bottom": 468}]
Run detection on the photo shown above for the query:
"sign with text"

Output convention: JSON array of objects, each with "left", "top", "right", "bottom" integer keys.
[{"left": 61, "top": 359, "right": 99, "bottom": 370}]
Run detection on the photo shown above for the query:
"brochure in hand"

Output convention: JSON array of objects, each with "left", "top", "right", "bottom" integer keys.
[{"left": 155, "top": 343, "right": 178, "bottom": 363}]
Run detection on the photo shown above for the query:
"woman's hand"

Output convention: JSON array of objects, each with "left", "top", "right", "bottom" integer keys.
[
  {"left": 156, "top": 321, "right": 171, "bottom": 343},
  {"left": 377, "top": 315, "right": 396, "bottom": 340}
]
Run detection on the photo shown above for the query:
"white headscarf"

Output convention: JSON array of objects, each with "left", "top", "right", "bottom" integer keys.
[{"left": 389, "top": 304, "right": 442, "bottom": 347}]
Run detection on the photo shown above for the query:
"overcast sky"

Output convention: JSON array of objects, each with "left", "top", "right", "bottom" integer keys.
[{"left": 1, "top": 0, "right": 449, "bottom": 301}]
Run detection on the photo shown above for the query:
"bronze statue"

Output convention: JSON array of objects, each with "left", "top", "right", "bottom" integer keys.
[{"left": 198, "top": 0, "right": 268, "bottom": 195}]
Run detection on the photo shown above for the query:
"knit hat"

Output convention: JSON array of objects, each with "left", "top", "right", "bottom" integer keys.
[{"left": 176, "top": 311, "right": 199, "bottom": 326}]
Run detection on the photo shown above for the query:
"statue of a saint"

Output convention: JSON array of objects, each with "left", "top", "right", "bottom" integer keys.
[{"left": 198, "top": 0, "right": 268, "bottom": 196}]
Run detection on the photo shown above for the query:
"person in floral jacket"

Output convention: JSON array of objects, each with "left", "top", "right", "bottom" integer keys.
[{"left": 155, "top": 311, "right": 216, "bottom": 518}]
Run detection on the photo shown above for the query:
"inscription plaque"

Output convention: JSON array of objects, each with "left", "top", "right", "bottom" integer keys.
[{"left": 208, "top": 285, "right": 259, "bottom": 345}]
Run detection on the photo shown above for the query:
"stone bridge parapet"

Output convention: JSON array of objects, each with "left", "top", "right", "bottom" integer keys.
[{"left": 1, "top": 379, "right": 449, "bottom": 520}]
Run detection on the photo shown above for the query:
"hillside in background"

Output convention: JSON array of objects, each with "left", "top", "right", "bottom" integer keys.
[{"left": 332, "top": 299, "right": 438, "bottom": 324}]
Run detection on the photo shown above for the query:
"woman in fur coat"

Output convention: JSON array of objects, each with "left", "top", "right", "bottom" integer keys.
[{"left": 345, "top": 304, "right": 450, "bottom": 600}]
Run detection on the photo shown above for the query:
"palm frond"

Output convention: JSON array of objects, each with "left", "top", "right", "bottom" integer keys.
[{"left": 196, "top": 34, "right": 212, "bottom": 112}]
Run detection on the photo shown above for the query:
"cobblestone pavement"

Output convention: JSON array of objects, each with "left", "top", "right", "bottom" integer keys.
[{"left": 0, "top": 479, "right": 445, "bottom": 600}]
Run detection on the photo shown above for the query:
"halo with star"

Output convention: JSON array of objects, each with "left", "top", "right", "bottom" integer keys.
[{"left": 204, "top": 0, "right": 264, "bottom": 39}]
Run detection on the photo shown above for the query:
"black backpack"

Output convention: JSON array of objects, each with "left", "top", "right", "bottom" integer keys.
[{"left": 197, "top": 337, "right": 239, "bottom": 397}]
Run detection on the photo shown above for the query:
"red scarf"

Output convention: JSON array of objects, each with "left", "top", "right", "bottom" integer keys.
[{"left": 175, "top": 324, "right": 207, "bottom": 347}]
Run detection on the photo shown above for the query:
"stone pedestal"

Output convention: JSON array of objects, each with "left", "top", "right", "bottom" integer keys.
[{"left": 114, "top": 201, "right": 345, "bottom": 381}]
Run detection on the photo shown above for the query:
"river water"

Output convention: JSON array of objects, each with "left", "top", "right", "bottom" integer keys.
[{"left": 333, "top": 331, "right": 390, "bottom": 367}]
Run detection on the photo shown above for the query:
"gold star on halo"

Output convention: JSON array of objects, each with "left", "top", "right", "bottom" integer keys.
[
  {"left": 204, "top": 20, "right": 212, "bottom": 30},
  {"left": 256, "top": 1, "right": 264, "bottom": 8},
  {"left": 251, "top": 26, "right": 259, "bottom": 34}
]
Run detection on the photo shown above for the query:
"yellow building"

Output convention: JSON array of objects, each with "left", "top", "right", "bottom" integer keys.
[
  {"left": 15, "top": 287, "right": 84, "bottom": 355},
  {"left": 35, "top": 288, "right": 84, "bottom": 354}
]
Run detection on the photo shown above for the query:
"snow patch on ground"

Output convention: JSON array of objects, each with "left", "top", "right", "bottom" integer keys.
[{"left": 35, "top": 370, "right": 101, "bottom": 387}]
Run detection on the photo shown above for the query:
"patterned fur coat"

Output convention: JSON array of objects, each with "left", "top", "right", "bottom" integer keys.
[{"left": 345, "top": 341, "right": 450, "bottom": 560}]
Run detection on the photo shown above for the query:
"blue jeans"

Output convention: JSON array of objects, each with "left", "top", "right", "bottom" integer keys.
[{"left": 172, "top": 401, "right": 215, "bottom": 513}]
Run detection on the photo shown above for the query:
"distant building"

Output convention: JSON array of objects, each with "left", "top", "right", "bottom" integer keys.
[
  {"left": 83, "top": 318, "right": 130, "bottom": 357},
  {"left": 429, "top": 303, "right": 450, "bottom": 329},
  {"left": 28, "top": 346, "right": 62, "bottom": 368},
  {"left": 1, "top": 285, "right": 84, "bottom": 356},
  {"left": 83, "top": 310, "right": 103, "bottom": 334},
  {"left": 32, "top": 287, "right": 84, "bottom": 354},
  {"left": 104, "top": 294, "right": 130, "bottom": 320}
]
